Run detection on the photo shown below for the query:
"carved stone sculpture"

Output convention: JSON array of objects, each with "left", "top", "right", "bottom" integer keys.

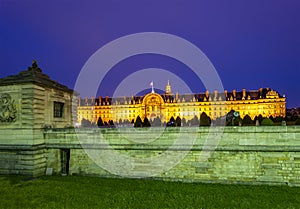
[{"left": 0, "top": 93, "right": 17, "bottom": 123}]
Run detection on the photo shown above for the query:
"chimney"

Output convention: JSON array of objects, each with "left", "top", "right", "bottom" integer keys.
[
  {"left": 242, "top": 89, "right": 246, "bottom": 99},
  {"left": 91, "top": 96, "right": 95, "bottom": 105},
  {"left": 224, "top": 90, "right": 228, "bottom": 99},
  {"left": 99, "top": 96, "right": 102, "bottom": 105},
  {"left": 259, "top": 88, "right": 263, "bottom": 98},
  {"left": 175, "top": 92, "right": 179, "bottom": 101},
  {"left": 232, "top": 89, "right": 236, "bottom": 98},
  {"left": 214, "top": 90, "right": 218, "bottom": 101},
  {"left": 205, "top": 90, "right": 209, "bottom": 98},
  {"left": 85, "top": 97, "right": 88, "bottom": 105},
  {"left": 105, "top": 96, "right": 109, "bottom": 105},
  {"left": 78, "top": 97, "right": 81, "bottom": 106}
]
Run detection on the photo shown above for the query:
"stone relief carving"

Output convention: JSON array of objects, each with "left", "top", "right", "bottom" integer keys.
[{"left": 0, "top": 93, "right": 17, "bottom": 123}]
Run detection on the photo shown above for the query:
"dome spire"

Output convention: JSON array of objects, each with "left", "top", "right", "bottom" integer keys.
[{"left": 165, "top": 80, "right": 172, "bottom": 95}]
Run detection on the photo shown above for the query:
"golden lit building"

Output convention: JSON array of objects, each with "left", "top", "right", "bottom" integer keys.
[{"left": 77, "top": 81, "right": 286, "bottom": 125}]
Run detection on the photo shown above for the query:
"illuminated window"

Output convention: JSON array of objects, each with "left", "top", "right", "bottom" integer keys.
[{"left": 54, "top": 102, "right": 64, "bottom": 118}]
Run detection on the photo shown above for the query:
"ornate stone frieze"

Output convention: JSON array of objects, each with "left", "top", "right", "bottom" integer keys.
[{"left": 0, "top": 93, "right": 17, "bottom": 123}]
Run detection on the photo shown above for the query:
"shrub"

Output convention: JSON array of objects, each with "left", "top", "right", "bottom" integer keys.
[
  {"left": 261, "top": 118, "right": 274, "bottom": 126},
  {"left": 167, "top": 116, "right": 175, "bottom": 127},
  {"left": 295, "top": 118, "right": 300, "bottom": 125},
  {"left": 143, "top": 117, "right": 151, "bottom": 127},
  {"left": 234, "top": 117, "right": 242, "bottom": 126},
  {"left": 134, "top": 116, "right": 142, "bottom": 127},
  {"left": 257, "top": 114, "right": 264, "bottom": 123},
  {"left": 181, "top": 118, "right": 187, "bottom": 127},
  {"left": 242, "top": 114, "right": 253, "bottom": 126},
  {"left": 191, "top": 116, "right": 199, "bottom": 126},
  {"left": 152, "top": 117, "right": 162, "bottom": 127},
  {"left": 200, "top": 112, "right": 211, "bottom": 126},
  {"left": 108, "top": 120, "right": 114, "bottom": 126},
  {"left": 175, "top": 116, "right": 181, "bottom": 127},
  {"left": 97, "top": 117, "right": 104, "bottom": 127},
  {"left": 81, "top": 118, "right": 92, "bottom": 127},
  {"left": 225, "top": 110, "right": 242, "bottom": 126},
  {"left": 274, "top": 116, "right": 284, "bottom": 123}
]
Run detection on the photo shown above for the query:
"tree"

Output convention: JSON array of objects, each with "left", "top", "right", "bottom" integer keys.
[
  {"left": 274, "top": 116, "right": 284, "bottom": 123},
  {"left": 123, "top": 119, "right": 130, "bottom": 124},
  {"left": 167, "top": 116, "right": 175, "bottom": 127},
  {"left": 226, "top": 110, "right": 235, "bottom": 126},
  {"left": 97, "top": 117, "right": 104, "bottom": 127},
  {"left": 191, "top": 115, "right": 199, "bottom": 126},
  {"left": 261, "top": 118, "right": 274, "bottom": 126},
  {"left": 242, "top": 114, "right": 253, "bottom": 126},
  {"left": 257, "top": 114, "right": 264, "bottom": 123},
  {"left": 213, "top": 116, "right": 226, "bottom": 126},
  {"left": 134, "top": 116, "right": 142, "bottom": 127},
  {"left": 118, "top": 118, "right": 123, "bottom": 125},
  {"left": 233, "top": 117, "right": 242, "bottom": 126},
  {"left": 291, "top": 114, "right": 299, "bottom": 121},
  {"left": 200, "top": 112, "right": 211, "bottom": 126},
  {"left": 109, "top": 120, "right": 114, "bottom": 126},
  {"left": 182, "top": 118, "right": 187, "bottom": 127},
  {"left": 143, "top": 117, "right": 151, "bottom": 127},
  {"left": 295, "top": 118, "right": 300, "bottom": 125},
  {"left": 81, "top": 118, "right": 92, "bottom": 127},
  {"left": 175, "top": 116, "right": 181, "bottom": 127},
  {"left": 152, "top": 117, "right": 162, "bottom": 127}
]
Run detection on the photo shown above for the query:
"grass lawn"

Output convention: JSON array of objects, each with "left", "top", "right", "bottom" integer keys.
[{"left": 0, "top": 175, "right": 299, "bottom": 209}]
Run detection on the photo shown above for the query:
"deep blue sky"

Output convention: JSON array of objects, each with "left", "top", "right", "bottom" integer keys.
[{"left": 0, "top": 0, "right": 299, "bottom": 107}]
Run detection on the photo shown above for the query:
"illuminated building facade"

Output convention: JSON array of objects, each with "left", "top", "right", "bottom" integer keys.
[{"left": 77, "top": 81, "right": 286, "bottom": 125}]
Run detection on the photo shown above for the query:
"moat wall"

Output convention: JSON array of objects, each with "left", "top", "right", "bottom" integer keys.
[{"left": 1, "top": 126, "right": 300, "bottom": 186}]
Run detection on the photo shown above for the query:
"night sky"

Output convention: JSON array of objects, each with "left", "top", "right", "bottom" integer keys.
[{"left": 1, "top": 1, "right": 299, "bottom": 107}]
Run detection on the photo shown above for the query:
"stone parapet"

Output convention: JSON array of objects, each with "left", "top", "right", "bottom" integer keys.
[{"left": 42, "top": 126, "right": 300, "bottom": 186}]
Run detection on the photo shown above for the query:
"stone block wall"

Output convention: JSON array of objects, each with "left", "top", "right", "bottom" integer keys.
[
  {"left": 0, "top": 64, "right": 76, "bottom": 177},
  {"left": 0, "top": 83, "right": 74, "bottom": 129},
  {"left": 0, "top": 143, "right": 46, "bottom": 176},
  {"left": 0, "top": 82, "right": 74, "bottom": 176},
  {"left": 43, "top": 126, "right": 300, "bottom": 186}
]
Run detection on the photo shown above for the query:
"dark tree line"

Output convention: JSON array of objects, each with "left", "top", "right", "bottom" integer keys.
[
  {"left": 97, "top": 117, "right": 114, "bottom": 127},
  {"left": 82, "top": 111, "right": 298, "bottom": 128}
]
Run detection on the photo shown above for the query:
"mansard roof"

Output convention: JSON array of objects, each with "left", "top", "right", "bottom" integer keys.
[
  {"left": 0, "top": 60, "right": 74, "bottom": 93},
  {"left": 79, "top": 88, "right": 284, "bottom": 106}
]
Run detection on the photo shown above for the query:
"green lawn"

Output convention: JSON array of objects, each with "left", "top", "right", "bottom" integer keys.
[{"left": 0, "top": 175, "right": 299, "bottom": 209}]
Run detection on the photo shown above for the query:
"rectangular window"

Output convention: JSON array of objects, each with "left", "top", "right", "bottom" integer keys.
[{"left": 54, "top": 102, "right": 64, "bottom": 118}]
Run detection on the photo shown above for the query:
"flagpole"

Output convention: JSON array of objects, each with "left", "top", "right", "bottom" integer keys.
[{"left": 151, "top": 81, "right": 154, "bottom": 93}]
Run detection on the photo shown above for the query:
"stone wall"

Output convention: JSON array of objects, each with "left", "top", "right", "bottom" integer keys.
[
  {"left": 0, "top": 143, "right": 46, "bottom": 176},
  {"left": 0, "top": 83, "right": 74, "bottom": 130},
  {"left": 0, "top": 65, "right": 75, "bottom": 176},
  {"left": 43, "top": 126, "right": 300, "bottom": 186}
]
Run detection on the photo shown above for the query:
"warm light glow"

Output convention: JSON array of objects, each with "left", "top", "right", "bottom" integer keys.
[{"left": 77, "top": 83, "right": 286, "bottom": 125}]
